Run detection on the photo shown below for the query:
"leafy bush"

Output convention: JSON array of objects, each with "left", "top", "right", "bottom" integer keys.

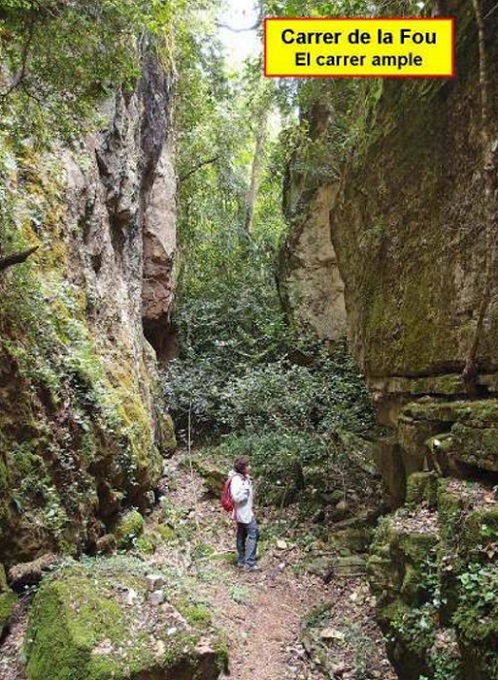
[{"left": 165, "top": 15, "right": 379, "bottom": 509}]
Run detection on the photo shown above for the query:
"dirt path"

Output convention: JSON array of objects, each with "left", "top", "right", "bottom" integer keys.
[
  {"left": 0, "top": 453, "right": 397, "bottom": 680},
  {"left": 146, "top": 455, "right": 397, "bottom": 680}
]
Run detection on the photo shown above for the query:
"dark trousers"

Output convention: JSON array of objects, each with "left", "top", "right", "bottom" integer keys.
[{"left": 236, "top": 517, "right": 259, "bottom": 566}]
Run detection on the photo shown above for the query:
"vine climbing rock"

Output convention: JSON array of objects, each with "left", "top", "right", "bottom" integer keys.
[{"left": 368, "top": 473, "right": 498, "bottom": 680}]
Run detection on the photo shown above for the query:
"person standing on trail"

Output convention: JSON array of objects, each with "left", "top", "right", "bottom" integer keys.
[{"left": 229, "top": 456, "right": 259, "bottom": 571}]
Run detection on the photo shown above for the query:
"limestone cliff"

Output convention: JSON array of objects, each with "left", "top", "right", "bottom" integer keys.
[
  {"left": 282, "top": 2, "right": 498, "bottom": 675},
  {"left": 0, "top": 47, "right": 176, "bottom": 565},
  {"left": 279, "top": 103, "right": 347, "bottom": 343},
  {"left": 281, "top": 0, "right": 498, "bottom": 487}
]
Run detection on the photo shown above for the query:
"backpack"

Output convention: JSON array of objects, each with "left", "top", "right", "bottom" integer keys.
[{"left": 221, "top": 476, "right": 235, "bottom": 513}]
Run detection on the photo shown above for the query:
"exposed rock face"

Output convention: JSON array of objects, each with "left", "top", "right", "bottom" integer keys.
[
  {"left": 281, "top": 0, "right": 498, "bottom": 487},
  {"left": 0, "top": 563, "right": 17, "bottom": 638},
  {"left": 68, "top": 49, "right": 176, "bottom": 367},
  {"left": 142, "top": 141, "right": 177, "bottom": 363},
  {"left": 279, "top": 103, "right": 347, "bottom": 342},
  {"left": 0, "top": 46, "right": 176, "bottom": 564},
  {"left": 368, "top": 474, "right": 498, "bottom": 680},
  {"left": 282, "top": 1, "right": 498, "bottom": 674},
  {"left": 279, "top": 184, "right": 346, "bottom": 342}
]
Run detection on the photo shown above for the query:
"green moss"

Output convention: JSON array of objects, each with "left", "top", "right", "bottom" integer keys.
[
  {"left": 26, "top": 571, "right": 123, "bottom": 680},
  {"left": 153, "top": 525, "right": 174, "bottom": 545},
  {"left": 406, "top": 472, "right": 438, "bottom": 508},
  {"left": 159, "top": 413, "right": 177, "bottom": 455},
  {"left": 0, "top": 564, "right": 7, "bottom": 592},
  {"left": 213, "top": 637, "right": 229, "bottom": 674},
  {"left": 134, "top": 534, "right": 157, "bottom": 555},
  {"left": 450, "top": 423, "right": 498, "bottom": 472},
  {"left": 25, "top": 562, "right": 227, "bottom": 680},
  {"left": 190, "top": 459, "right": 225, "bottom": 495},
  {"left": 0, "top": 590, "right": 17, "bottom": 637},
  {"left": 397, "top": 531, "right": 438, "bottom": 564},
  {"left": 114, "top": 510, "right": 145, "bottom": 549},
  {"left": 462, "top": 508, "right": 498, "bottom": 552},
  {"left": 0, "top": 151, "right": 164, "bottom": 560},
  {"left": 437, "top": 479, "right": 466, "bottom": 546},
  {"left": 181, "top": 603, "right": 212, "bottom": 628}
]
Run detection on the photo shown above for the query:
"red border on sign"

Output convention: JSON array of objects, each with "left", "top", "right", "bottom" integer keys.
[{"left": 263, "top": 16, "right": 456, "bottom": 79}]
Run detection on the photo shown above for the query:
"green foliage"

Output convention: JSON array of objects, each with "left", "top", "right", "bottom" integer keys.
[
  {"left": 0, "top": 0, "right": 213, "bottom": 142},
  {"left": 166, "top": 0, "right": 377, "bottom": 508},
  {"left": 302, "top": 605, "right": 378, "bottom": 679},
  {"left": 262, "top": 0, "right": 427, "bottom": 19},
  {"left": 453, "top": 563, "right": 498, "bottom": 642},
  {"left": 0, "top": 1, "right": 144, "bottom": 140},
  {"left": 390, "top": 551, "right": 440, "bottom": 653},
  {"left": 218, "top": 346, "right": 375, "bottom": 435},
  {"left": 229, "top": 584, "right": 251, "bottom": 604}
]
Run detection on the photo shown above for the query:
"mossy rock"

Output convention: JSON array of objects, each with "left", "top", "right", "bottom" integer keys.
[
  {"left": 406, "top": 472, "right": 438, "bottom": 508},
  {"left": 0, "top": 589, "right": 17, "bottom": 637},
  {"left": 373, "top": 437, "right": 406, "bottom": 507},
  {"left": 453, "top": 561, "right": 498, "bottom": 679},
  {"left": 329, "top": 527, "right": 373, "bottom": 554},
  {"left": 158, "top": 413, "right": 177, "bottom": 456},
  {"left": 401, "top": 400, "right": 498, "bottom": 475},
  {"left": 114, "top": 510, "right": 145, "bottom": 549},
  {"left": 156, "top": 524, "right": 176, "bottom": 543},
  {"left": 94, "top": 534, "right": 117, "bottom": 556},
  {"left": 190, "top": 460, "right": 225, "bottom": 496},
  {"left": 437, "top": 479, "right": 466, "bottom": 545},
  {"left": 0, "top": 564, "right": 8, "bottom": 592},
  {"left": 134, "top": 534, "right": 157, "bottom": 555},
  {"left": 25, "top": 563, "right": 228, "bottom": 680},
  {"left": 449, "top": 422, "right": 498, "bottom": 473},
  {"left": 462, "top": 507, "right": 498, "bottom": 553}
]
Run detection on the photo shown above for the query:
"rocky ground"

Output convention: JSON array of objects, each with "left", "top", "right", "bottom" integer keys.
[
  {"left": 0, "top": 451, "right": 397, "bottom": 680},
  {"left": 145, "top": 453, "right": 397, "bottom": 680}
]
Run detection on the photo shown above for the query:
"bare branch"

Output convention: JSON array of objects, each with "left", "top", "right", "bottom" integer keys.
[
  {"left": 0, "top": 246, "right": 38, "bottom": 272},
  {"left": 0, "top": 9, "right": 37, "bottom": 100},
  {"left": 179, "top": 156, "right": 220, "bottom": 183},
  {"left": 484, "top": 1, "right": 498, "bottom": 20}
]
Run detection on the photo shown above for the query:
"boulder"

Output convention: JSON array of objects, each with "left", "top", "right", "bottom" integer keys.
[
  {"left": 8, "top": 553, "right": 61, "bottom": 591},
  {"left": 114, "top": 510, "right": 145, "bottom": 549},
  {"left": 25, "top": 562, "right": 228, "bottom": 680}
]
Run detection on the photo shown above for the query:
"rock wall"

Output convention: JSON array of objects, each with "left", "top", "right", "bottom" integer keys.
[
  {"left": 281, "top": 0, "right": 498, "bottom": 489},
  {"left": 0, "top": 45, "right": 176, "bottom": 565},
  {"left": 331, "top": 0, "right": 498, "bottom": 393},
  {"left": 368, "top": 471, "right": 498, "bottom": 680},
  {"left": 279, "top": 183, "right": 347, "bottom": 343},
  {"left": 281, "top": 1, "right": 498, "bottom": 675},
  {"left": 279, "top": 103, "right": 348, "bottom": 342}
]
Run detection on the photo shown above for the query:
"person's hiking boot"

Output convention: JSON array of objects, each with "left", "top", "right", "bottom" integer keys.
[{"left": 243, "top": 564, "right": 260, "bottom": 572}]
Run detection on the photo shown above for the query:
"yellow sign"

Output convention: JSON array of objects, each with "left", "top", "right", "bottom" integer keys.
[{"left": 264, "top": 17, "right": 455, "bottom": 78}]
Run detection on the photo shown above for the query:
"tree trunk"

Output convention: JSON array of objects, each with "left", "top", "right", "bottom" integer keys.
[{"left": 244, "top": 108, "right": 269, "bottom": 235}]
